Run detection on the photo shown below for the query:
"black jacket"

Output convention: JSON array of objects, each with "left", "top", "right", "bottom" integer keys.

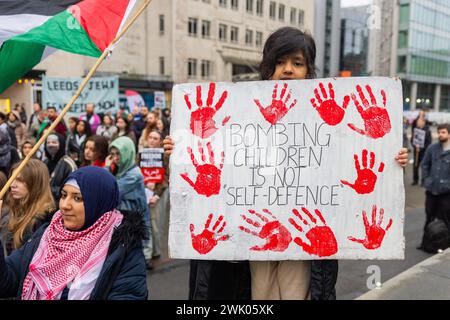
[
  {"left": 66, "top": 134, "right": 86, "bottom": 166},
  {"left": 310, "top": 260, "right": 338, "bottom": 300},
  {"left": 0, "top": 212, "right": 148, "bottom": 300},
  {"left": 422, "top": 143, "right": 450, "bottom": 195},
  {"left": 49, "top": 156, "right": 78, "bottom": 204},
  {"left": 189, "top": 260, "right": 251, "bottom": 300}
]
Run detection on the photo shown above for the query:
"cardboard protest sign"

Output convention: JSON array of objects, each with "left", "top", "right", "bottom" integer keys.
[
  {"left": 169, "top": 77, "right": 405, "bottom": 261},
  {"left": 42, "top": 76, "right": 119, "bottom": 115},
  {"left": 140, "top": 148, "right": 165, "bottom": 184},
  {"left": 412, "top": 128, "right": 426, "bottom": 148}
]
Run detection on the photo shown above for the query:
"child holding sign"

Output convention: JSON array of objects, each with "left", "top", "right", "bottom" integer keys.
[{"left": 164, "top": 27, "right": 408, "bottom": 300}]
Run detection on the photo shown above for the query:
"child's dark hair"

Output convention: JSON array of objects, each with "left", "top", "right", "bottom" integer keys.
[{"left": 260, "top": 27, "right": 317, "bottom": 80}]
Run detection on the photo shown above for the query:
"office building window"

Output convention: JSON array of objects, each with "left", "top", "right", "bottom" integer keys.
[
  {"left": 219, "top": 24, "right": 228, "bottom": 41},
  {"left": 201, "top": 60, "right": 212, "bottom": 78},
  {"left": 231, "top": 0, "right": 238, "bottom": 10},
  {"left": 269, "top": 1, "right": 276, "bottom": 19},
  {"left": 298, "top": 9, "right": 305, "bottom": 26},
  {"left": 231, "top": 26, "right": 239, "bottom": 43},
  {"left": 246, "top": 0, "right": 253, "bottom": 13},
  {"left": 245, "top": 29, "right": 253, "bottom": 46},
  {"left": 159, "top": 15, "right": 165, "bottom": 34},
  {"left": 159, "top": 57, "right": 165, "bottom": 75},
  {"left": 219, "top": 0, "right": 227, "bottom": 7},
  {"left": 279, "top": 4, "right": 285, "bottom": 21},
  {"left": 290, "top": 8, "right": 296, "bottom": 24},
  {"left": 188, "top": 58, "right": 197, "bottom": 78},
  {"left": 256, "top": 31, "right": 263, "bottom": 47},
  {"left": 188, "top": 18, "right": 198, "bottom": 36},
  {"left": 256, "top": 0, "right": 263, "bottom": 16},
  {"left": 202, "top": 20, "right": 211, "bottom": 38}
]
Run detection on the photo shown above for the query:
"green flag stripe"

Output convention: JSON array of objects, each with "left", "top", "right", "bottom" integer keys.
[
  {"left": 0, "top": 41, "right": 45, "bottom": 93},
  {"left": 0, "top": 10, "right": 102, "bottom": 93},
  {"left": 13, "top": 10, "right": 102, "bottom": 57}
]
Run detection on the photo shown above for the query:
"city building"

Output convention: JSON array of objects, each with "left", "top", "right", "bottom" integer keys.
[
  {"left": 340, "top": 5, "right": 370, "bottom": 77},
  {"left": 1, "top": 0, "right": 320, "bottom": 114},
  {"left": 375, "top": 0, "right": 450, "bottom": 112},
  {"left": 315, "top": 0, "right": 341, "bottom": 78}
]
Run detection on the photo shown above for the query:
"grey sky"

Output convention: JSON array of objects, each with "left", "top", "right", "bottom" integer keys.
[{"left": 341, "top": 0, "right": 373, "bottom": 7}]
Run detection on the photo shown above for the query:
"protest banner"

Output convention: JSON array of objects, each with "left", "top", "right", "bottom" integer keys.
[
  {"left": 42, "top": 76, "right": 119, "bottom": 115},
  {"left": 169, "top": 77, "right": 405, "bottom": 260},
  {"left": 140, "top": 148, "right": 165, "bottom": 184},
  {"left": 412, "top": 128, "right": 426, "bottom": 149},
  {"left": 154, "top": 91, "right": 166, "bottom": 109},
  {"left": 126, "top": 90, "right": 145, "bottom": 110}
]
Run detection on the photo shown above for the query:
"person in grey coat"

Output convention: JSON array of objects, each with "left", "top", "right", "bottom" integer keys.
[{"left": 420, "top": 123, "right": 450, "bottom": 236}]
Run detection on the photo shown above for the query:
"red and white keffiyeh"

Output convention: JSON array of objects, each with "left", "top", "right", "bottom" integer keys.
[{"left": 21, "top": 210, "right": 123, "bottom": 300}]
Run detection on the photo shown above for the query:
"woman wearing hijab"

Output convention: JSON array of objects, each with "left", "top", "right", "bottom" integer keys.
[
  {"left": 44, "top": 133, "right": 77, "bottom": 203},
  {"left": 107, "top": 136, "right": 153, "bottom": 269},
  {"left": 0, "top": 166, "right": 148, "bottom": 300}
]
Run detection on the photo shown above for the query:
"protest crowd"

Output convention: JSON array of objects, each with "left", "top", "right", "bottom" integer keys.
[
  {"left": 403, "top": 110, "right": 450, "bottom": 253},
  {"left": 0, "top": 100, "right": 171, "bottom": 299},
  {"left": 1, "top": 25, "right": 429, "bottom": 302}
]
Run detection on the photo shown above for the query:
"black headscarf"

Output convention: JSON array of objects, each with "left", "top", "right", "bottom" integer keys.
[{"left": 44, "top": 132, "right": 66, "bottom": 175}]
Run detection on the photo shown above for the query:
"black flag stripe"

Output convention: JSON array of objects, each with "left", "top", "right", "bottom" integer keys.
[{"left": 0, "top": 0, "right": 80, "bottom": 16}]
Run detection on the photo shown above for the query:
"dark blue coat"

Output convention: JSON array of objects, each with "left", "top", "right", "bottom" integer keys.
[
  {"left": 0, "top": 212, "right": 148, "bottom": 300},
  {"left": 422, "top": 143, "right": 450, "bottom": 195}
]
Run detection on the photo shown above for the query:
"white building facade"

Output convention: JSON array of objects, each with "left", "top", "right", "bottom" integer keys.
[{"left": 1, "top": 0, "right": 320, "bottom": 112}]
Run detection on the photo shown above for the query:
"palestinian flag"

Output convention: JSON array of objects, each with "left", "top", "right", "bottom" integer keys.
[{"left": 0, "top": 0, "right": 137, "bottom": 93}]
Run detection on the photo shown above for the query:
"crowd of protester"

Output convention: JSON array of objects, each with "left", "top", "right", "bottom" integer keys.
[
  {"left": 403, "top": 109, "right": 450, "bottom": 252},
  {"left": 0, "top": 26, "right": 412, "bottom": 301},
  {"left": 0, "top": 103, "right": 171, "bottom": 272}
]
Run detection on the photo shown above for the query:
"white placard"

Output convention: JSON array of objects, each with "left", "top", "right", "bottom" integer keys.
[
  {"left": 412, "top": 128, "right": 426, "bottom": 149},
  {"left": 169, "top": 77, "right": 405, "bottom": 261}
]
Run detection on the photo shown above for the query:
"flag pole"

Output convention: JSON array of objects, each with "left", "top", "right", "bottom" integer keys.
[{"left": 0, "top": 0, "right": 153, "bottom": 200}]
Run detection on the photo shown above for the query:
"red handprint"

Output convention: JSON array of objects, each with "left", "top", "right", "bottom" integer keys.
[
  {"left": 180, "top": 140, "right": 224, "bottom": 197},
  {"left": 254, "top": 83, "right": 298, "bottom": 125},
  {"left": 190, "top": 214, "right": 229, "bottom": 254},
  {"left": 288, "top": 208, "right": 338, "bottom": 257},
  {"left": 348, "top": 85, "right": 392, "bottom": 139},
  {"left": 348, "top": 205, "right": 393, "bottom": 250},
  {"left": 340, "top": 149, "right": 385, "bottom": 195},
  {"left": 184, "top": 83, "right": 231, "bottom": 139},
  {"left": 239, "top": 209, "right": 292, "bottom": 252},
  {"left": 310, "top": 82, "right": 350, "bottom": 126}
]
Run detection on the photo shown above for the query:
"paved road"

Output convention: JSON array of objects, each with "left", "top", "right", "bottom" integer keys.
[{"left": 147, "top": 160, "right": 433, "bottom": 300}]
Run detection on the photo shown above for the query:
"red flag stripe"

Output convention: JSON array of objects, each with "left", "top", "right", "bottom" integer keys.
[{"left": 74, "top": 0, "right": 134, "bottom": 52}]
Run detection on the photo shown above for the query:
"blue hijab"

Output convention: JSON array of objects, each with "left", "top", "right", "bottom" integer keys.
[{"left": 63, "top": 166, "right": 120, "bottom": 229}]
